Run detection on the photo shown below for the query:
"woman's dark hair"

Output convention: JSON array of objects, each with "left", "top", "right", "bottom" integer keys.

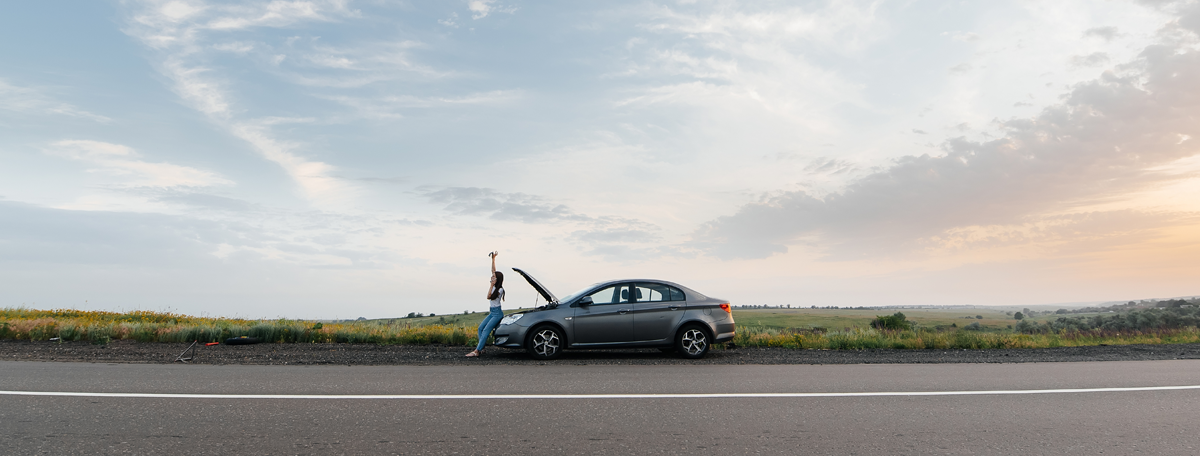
[{"left": 489, "top": 271, "right": 505, "bottom": 300}]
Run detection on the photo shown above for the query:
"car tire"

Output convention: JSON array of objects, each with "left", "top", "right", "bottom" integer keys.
[
  {"left": 526, "top": 325, "right": 564, "bottom": 360},
  {"left": 675, "top": 324, "right": 710, "bottom": 359}
]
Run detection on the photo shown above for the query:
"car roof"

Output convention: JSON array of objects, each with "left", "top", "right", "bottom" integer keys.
[{"left": 589, "top": 279, "right": 707, "bottom": 299}]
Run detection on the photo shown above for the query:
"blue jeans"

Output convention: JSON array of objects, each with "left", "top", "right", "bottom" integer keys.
[{"left": 476, "top": 307, "right": 503, "bottom": 351}]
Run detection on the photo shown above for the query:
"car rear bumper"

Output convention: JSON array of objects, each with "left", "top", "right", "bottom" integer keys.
[{"left": 714, "top": 322, "right": 735, "bottom": 343}]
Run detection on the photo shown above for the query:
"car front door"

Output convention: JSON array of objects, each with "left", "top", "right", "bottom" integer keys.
[
  {"left": 632, "top": 282, "right": 686, "bottom": 341},
  {"left": 573, "top": 283, "right": 635, "bottom": 344}
]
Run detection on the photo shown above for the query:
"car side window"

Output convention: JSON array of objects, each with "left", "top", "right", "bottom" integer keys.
[
  {"left": 634, "top": 283, "right": 666, "bottom": 302},
  {"left": 668, "top": 286, "right": 686, "bottom": 301},
  {"left": 615, "top": 284, "right": 633, "bottom": 304},
  {"left": 586, "top": 286, "right": 618, "bottom": 305}
]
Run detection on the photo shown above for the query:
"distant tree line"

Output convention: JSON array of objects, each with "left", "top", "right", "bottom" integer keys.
[{"left": 1014, "top": 305, "right": 1200, "bottom": 334}]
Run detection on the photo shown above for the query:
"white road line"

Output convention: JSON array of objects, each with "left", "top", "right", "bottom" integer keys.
[{"left": 1, "top": 385, "right": 1199, "bottom": 400}]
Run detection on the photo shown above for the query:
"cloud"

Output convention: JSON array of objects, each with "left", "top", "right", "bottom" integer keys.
[
  {"left": 151, "top": 191, "right": 258, "bottom": 212},
  {"left": 212, "top": 41, "right": 255, "bottom": 53},
  {"left": 419, "top": 186, "right": 592, "bottom": 223},
  {"left": 803, "top": 157, "right": 858, "bottom": 176},
  {"left": 0, "top": 79, "right": 111, "bottom": 122},
  {"left": 344, "top": 176, "right": 407, "bottom": 185},
  {"left": 948, "top": 62, "right": 973, "bottom": 74},
  {"left": 1069, "top": 52, "right": 1111, "bottom": 68},
  {"left": 0, "top": 199, "right": 413, "bottom": 273},
  {"left": 45, "top": 140, "right": 232, "bottom": 188},
  {"left": 122, "top": 0, "right": 356, "bottom": 202},
  {"left": 694, "top": 33, "right": 1200, "bottom": 259},
  {"left": 610, "top": 1, "right": 885, "bottom": 137},
  {"left": 322, "top": 90, "right": 520, "bottom": 119},
  {"left": 202, "top": 0, "right": 357, "bottom": 30},
  {"left": 468, "top": 0, "right": 515, "bottom": 20},
  {"left": 0, "top": 200, "right": 249, "bottom": 266},
  {"left": 1084, "top": 26, "right": 1120, "bottom": 41},
  {"left": 418, "top": 186, "right": 673, "bottom": 260}
]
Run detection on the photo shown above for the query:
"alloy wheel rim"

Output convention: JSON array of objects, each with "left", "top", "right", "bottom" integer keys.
[
  {"left": 681, "top": 329, "right": 707, "bottom": 355},
  {"left": 533, "top": 329, "right": 560, "bottom": 356}
]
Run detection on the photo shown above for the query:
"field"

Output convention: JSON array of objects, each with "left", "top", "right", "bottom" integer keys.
[
  {"left": 734, "top": 308, "right": 1008, "bottom": 330},
  {"left": 2, "top": 305, "right": 1195, "bottom": 350}
]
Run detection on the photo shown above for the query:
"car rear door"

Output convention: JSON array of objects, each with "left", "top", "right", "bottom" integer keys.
[
  {"left": 632, "top": 282, "right": 686, "bottom": 342},
  {"left": 572, "top": 283, "right": 635, "bottom": 344}
]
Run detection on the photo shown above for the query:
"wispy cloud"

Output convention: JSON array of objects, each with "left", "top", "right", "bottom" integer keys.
[
  {"left": 122, "top": 0, "right": 358, "bottom": 203},
  {"left": 419, "top": 186, "right": 592, "bottom": 223},
  {"left": 468, "top": 0, "right": 516, "bottom": 20},
  {"left": 611, "top": 2, "right": 886, "bottom": 141},
  {"left": 322, "top": 90, "right": 520, "bottom": 119},
  {"left": 0, "top": 79, "right": 111, "bottom": 122},
  {"left": 44, "top": 140, "right": 232, "bottom": 188},
  {"left": 417, "top": 186, "right": 670, "bottom": 260}
]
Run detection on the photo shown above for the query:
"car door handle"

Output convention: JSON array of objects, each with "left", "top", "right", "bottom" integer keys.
[
  {"left": 618, "top": 309, "right": 629, "bottom": 314},
  {"left": 668, "top": 306, "right": 681, "bottom": 310}
]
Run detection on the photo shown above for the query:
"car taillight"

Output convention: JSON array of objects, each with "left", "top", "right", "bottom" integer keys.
[{"left": 719, "top": 303, "right": 731, "bottom": 314}]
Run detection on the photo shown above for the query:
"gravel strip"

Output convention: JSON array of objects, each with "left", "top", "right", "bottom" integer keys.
[{"left": 4, "top": 340, "right": 1200, "bottom": 366}]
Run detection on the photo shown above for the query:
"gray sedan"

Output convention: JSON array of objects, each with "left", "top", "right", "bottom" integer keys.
[{"left": 492, "top": 268, "right": 736, "bottom": 359}]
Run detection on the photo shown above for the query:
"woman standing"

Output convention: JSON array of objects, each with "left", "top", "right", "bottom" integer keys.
[{"left": 466, "top": 251, "right": 504, "bottom": 357}]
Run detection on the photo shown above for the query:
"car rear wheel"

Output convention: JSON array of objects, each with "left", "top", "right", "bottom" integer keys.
[
  {"left": 527, "top": 325, "right": 564, "bottom": 360},
  {"left": 675, "top": 325, "right": 710, "bottom": 359}
]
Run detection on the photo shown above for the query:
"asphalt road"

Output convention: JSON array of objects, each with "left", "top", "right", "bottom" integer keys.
[{"left": 2, "top": 360, "right": 1199, "bottom": 454}]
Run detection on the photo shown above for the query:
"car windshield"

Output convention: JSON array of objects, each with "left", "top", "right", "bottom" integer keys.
[{"left": 557, "top": 282, "right": 604, "bottom": 304}]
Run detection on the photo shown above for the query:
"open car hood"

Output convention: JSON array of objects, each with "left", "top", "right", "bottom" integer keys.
[{"left": 511, "top": 267, "right": 558, "bottom": 305}]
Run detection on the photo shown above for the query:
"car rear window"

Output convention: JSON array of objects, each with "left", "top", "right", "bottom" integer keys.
[
  {"left": 668, "top": 286, "right": 686, "bottom": 301},
  {"left": 636, "top": 283, "right": 686, "bottom": 302}
]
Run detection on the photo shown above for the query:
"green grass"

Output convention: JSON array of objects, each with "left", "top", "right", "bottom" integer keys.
[
  {"left": 0, "top": 308, "right": 491, "bottom": 346},
  {"left": 731, "top": 308, "right": 1101, "bottom": 331},
  {"left": 4, "top": 306, "right": 1198, "bottom": 350},
  {"left": 732, "top": 325, "right": 1200, "bottom": 349}
]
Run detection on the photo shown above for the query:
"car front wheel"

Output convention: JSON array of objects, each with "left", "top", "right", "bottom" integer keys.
[
  {"left": 527, "top": 326, "right": 564, "bottom": 360},
  {"left": 675, "top": 325, "right": 710, "bottom": 359}
]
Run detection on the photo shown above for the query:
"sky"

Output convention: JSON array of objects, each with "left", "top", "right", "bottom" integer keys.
[{"left": 2, "top": 0, "right": 1198, "bottom": 319}]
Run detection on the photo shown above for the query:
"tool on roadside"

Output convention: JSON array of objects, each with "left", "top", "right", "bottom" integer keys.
[{"left": 175, "top": 340, "right": 199, "bottom": 363}]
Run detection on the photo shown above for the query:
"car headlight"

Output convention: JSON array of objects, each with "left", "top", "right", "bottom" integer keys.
[{"left": 499, "top": 314, "right": 524, "bottom": 325}]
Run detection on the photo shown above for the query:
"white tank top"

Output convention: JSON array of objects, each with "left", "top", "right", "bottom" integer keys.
[{"left": 489, "top": 287, "right": 504, "bottom": 308}]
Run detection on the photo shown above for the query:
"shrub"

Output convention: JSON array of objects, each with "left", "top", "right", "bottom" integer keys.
[
  {"left": 964, "top": 322, "right": 983, "bottom": 331},
  {"left": 1014, "top": 312, "right": 1025, "bottom": 320},
  {"left": 1015, "top": 319, "right": 1040, "bottom": 333},
  {"left": 871, "top": 312, "right": 911, "bottom": 330}
]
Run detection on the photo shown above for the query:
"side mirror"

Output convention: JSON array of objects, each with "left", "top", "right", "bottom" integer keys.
[{"left": 578, "top": 296, "right": 593, "bottom": 306}]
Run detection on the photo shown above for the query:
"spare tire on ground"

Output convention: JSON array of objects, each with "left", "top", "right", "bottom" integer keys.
[{"left": 224, "top": 336, "right": 261, "bottom": 345}]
